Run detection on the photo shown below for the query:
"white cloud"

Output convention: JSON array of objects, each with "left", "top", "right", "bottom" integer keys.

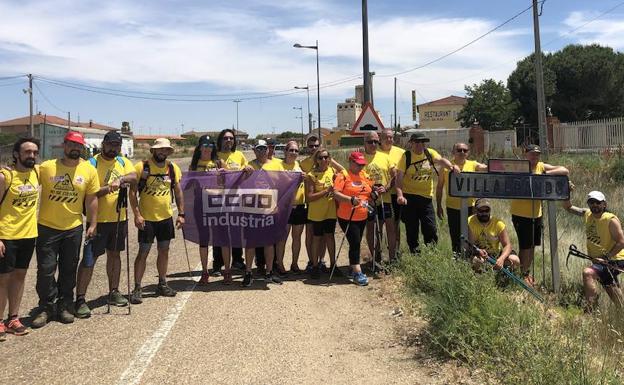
[{"left": 562, "top": 11, "right": 624, "bottom": 49}]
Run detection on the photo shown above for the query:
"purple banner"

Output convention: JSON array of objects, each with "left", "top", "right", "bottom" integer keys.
[{"left": 181, "top": 170, "right": 303, "bottom": 248}]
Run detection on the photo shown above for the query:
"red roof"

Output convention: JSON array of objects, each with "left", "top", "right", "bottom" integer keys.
[
  {"left": 134, "top": 135, "right": 184, "bottom": 141},
  {"left": 0, "top": 114, "right": 117, "bottom": 131},
  {"left": 418, "top": 95, "right": 467, "bottom": 107}
]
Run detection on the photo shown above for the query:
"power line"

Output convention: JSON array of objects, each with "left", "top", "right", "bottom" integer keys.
[
  {"left": 0, "top": 74, "right": 26, "bottom": 81},
  {"left": 0, "top": 80, "right": 25, "bottom": 88},
  {"left": 33, "top": 82, "right": 68, "bottom": 114}
]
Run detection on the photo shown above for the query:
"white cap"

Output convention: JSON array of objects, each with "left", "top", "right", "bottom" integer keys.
[
  {"left": 254, "top": 139, "right": 268, "bottom": 149},
  {"left": 587, "top": 191, "right": 606, "bottom": 202}
]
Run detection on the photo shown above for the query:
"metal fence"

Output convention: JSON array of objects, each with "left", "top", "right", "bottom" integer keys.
[
  {"left": 397, "top": 128, "right": 517, "bottom": 155},
  {"left": 552, "top": 117, "right": 624, "bottom": 152}
]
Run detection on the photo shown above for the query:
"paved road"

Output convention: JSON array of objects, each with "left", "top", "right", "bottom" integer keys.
[{"left": 2, "top": 156, "right": 454, "bottom": 385}]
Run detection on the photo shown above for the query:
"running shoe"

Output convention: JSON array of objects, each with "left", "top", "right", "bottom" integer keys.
[
  {"left": 156, "top": 282, "right": 177, "bottom": 297},
  {"left": 311, "top": 266, "right": 321, "bottom": 280},
  {"left": 5, "top": 317, "right": 28, "bottom": 336},
  {"left": 265, "top": 273, "right": 283, "bottom": 285},
  {"left": 319, "top": 260, "right": 328, "bottom": 273},
  {"left": 74, "top": 300, "right": 91, "bottom": 319},
  {"left": 31, "top": 308, "right": 51, "bottom": 329},
  {"left": 222, "top": 270, "right": 233, "bottom": 285},
  {"left": 198, "top": 271, "right": 210, "bottom": 285},
  {"left": 305, "top": 261, "right": 313, "bottom": 274},
  {"left": 353, "top": 272, "right": 369, "bottom": 286},
  {"left": 130, "top": 286, "right": 143, "bottom": 304},
  {"left": 57, "top": 303, "right": 75, "bottom": 324},
  {"left": 108, "top": 289, "right": 129, "bottom": 307},
  {"left": 0, "top": 323, "right": 5, "bottom": 341},
  {"left": 242, "top": 272, "right": 253, "bottom": 287},
  {"left": 290, "top": 264, "right": 302, "bottom": 274},
  {"left": 232, "top": 260, "right": 246, "bottom": 271}
]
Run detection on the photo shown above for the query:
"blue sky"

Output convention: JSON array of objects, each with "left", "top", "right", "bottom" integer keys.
[{"left": 0, "top": 0, "right": 623, "bottom": 137}]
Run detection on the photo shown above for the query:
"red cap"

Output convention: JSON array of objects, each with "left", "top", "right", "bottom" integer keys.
[
  {"left": 64, "top": 131, "right": 86, "bottom": 145},
  {"left": 349, "top": 151, "right": 366, "bottom": 165}
]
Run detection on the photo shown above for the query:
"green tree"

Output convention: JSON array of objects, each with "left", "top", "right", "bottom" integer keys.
[{"left": 457, "top": 79, "right": 517, "bottom": 131}]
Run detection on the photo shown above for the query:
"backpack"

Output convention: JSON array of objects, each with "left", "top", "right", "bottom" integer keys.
[
  {"left": 405, "top": 148, "right": 437, "bottom": 176},
  {"left": 0, "top": 167, "right": 40, "bottom": 206},
  {"left": 137, "top": 160, "right": 177, "bottom": 202},
  {"left": 88, "top": 155, "right": 125, "bottom": 168}
]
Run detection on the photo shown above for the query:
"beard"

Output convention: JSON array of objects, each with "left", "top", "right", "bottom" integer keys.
[
  {"left": 153, "top": 153, "right": 167, "bottom": 163},
  {"left": 477, "top": 214, "right": 491, "bottom": 223},
  {"left": 104, "top": 149, "right": 118, "bottom": 159},
  {"left": 21, "top": 158, "right": 36, "bottom": 168},
  {"left": 66, "top": 150, "right": 81, "bottom": 160},
  {"left": 590, "top": 205, "right": 605, "bottom": 215}
]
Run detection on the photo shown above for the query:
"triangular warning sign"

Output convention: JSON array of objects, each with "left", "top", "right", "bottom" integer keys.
[
  {"left": 351, "top": 102, "right": 385, "bottom": 135},
  {"left": 53, "top": 173, "right": 74, "bottom": 191}
]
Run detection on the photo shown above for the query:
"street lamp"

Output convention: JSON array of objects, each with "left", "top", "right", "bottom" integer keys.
[
  {"left": 293, "top": 41, "right": 321, "bottom": 144},
  {"left": 294, "top": 85, "right": 312, "bottom": 134},
  {"left": 293, "top": 106, "right": 304, "bottom": 147}
]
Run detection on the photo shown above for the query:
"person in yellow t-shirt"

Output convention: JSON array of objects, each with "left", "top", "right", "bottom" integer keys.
[
  {"left": 213, "top": 129, "right": 249, "bottom": 275},
  {"left": 0, "top": 137, "right": 40, "bottom": 337},
  {"left": 510, "top": 144, "right": 569, "bottom": 286},
  {"left": 379, "top": 128, "right": 405, "bottom": 248},
  {"left": 305, "top": 148, "right": 337, "bottom": 279},
  {"left": 129, "top": 138, "right": 184, "bottom": 305},
  {"left": 189, "top": 135, "right": 223, "bottom": 286},
  {"left": 300, "top": 135, "right": 344, "bottom": 273},
  {"left": 75, "top": 131, "right": 137, "bottom": 318},
  {"left": 436, "top": 142, "right": 487, "bottom": 256},
  {"left": 468, "top": 199, "right": 520, "bottom": 273},
  {"left": 563, "top": 191, "right": 624, "bottom": 310},
  {"left": 33, "top": 131, "right": 100, "bottom": 328},
  {"left": 362, "top": 132, "right": 398, "bottom": 263},
  {"left": 396, "top": 132, "right": 458, "bottom": 254},
  {"left": 277, "top": 141, "right": 307, "bottom": 276}
]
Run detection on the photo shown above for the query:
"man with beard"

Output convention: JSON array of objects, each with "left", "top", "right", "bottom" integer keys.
[
  {"left": 74, "top": 131, "right": 137, "bottom": 318},
  {"left": 129, "top": 138, "right": 184, "bottom": 304},
  {"left": 32, "top": 132, "right": 99, "bottom": 328},
  {"left": 468, "top": 199, "right": 520, "bottom": 273},
  {"left": 563, "top": 191, "right": 624, "bottom": 310},
  {"left": 0, "top": 138, "right": 40, "bottom": 339}
]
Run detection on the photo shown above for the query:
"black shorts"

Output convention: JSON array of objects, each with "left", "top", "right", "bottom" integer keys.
[
  {"left": 391, "top": 194, "right": 401, "bottom": 220},
  {"left": 367, "top": 202, "right": 393, "bottom": 223},
  {"left": 511, "top": 215, "right": 542, "bottom": 249},
  {"left": 138, "top": 217, "right": 175, "bottom": 244},
  {"left": 288, "top": 205, "right": 308, "bottom": 225},
  {"left": 311, "top": 219, "right": 337, "bottom": 236},
  {"left": 90, "top": 221, "right": 128, "bottom": 257},
  {"left": 0, "top": 238, "right": 36, "bottom": 273},
  {"left": 591, "top": 261, "right": 624, "bottom": 287}
]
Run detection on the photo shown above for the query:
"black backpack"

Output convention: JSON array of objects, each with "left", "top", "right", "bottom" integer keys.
[
  {"left": 404, "top": 148, "right": 437, "bottom": 175},
  {"left": 137, "top": 160, "right": 177, "bottom": 202}
]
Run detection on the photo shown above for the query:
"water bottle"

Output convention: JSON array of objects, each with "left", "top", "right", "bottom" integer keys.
[{"left": 361, "top": 200, "right": 375, "bottom": 216}]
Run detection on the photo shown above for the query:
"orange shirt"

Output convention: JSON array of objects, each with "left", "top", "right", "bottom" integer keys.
[{"left": 334, "top": 171, "right": 373, "bottom": 221}]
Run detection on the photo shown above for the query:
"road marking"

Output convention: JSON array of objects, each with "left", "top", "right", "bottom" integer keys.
[{"left": 117, "top": 262, "right": 201, "bottom": 385}]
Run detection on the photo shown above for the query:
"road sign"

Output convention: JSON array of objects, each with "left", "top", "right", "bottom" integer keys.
[
  {"left": 351, "top": 102, "right": 385, "bottom": 135},
  {"left": 449, "top": 172, "right": 570, "bottom": 200}
]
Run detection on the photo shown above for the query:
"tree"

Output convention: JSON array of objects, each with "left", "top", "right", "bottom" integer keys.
[
  {"left": 457, "top": 79, "right": 517, "bottom": 131},
  {"left": 508, "top": 44, "right": 624, "bottom": 124}
]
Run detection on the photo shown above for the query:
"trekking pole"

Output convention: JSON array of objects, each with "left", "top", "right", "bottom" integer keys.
[
  {"left": 181, "top": 227, "right": 192, "bottom": 277},
  {"left": 329, "top": 205, "right": 356, "bottom": 284},
  {"left": 114, "top": 186, "right": 130, "bottom": 315}
]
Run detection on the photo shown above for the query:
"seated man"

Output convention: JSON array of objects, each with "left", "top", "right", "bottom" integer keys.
[{"left": 468, "top": 199, "right": 520, "bottom": 273}]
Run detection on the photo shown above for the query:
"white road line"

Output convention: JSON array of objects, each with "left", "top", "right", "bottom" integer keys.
[{"left": 117, "top": 263, "right": 202, "bottom": 385}]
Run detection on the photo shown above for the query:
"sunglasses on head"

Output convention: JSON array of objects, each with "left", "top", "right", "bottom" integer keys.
[
  {"left": 455, "top": 148, "right": 469, "bottom": 153},
  {"left": 366, "top": 140, "right": 380, "bottom": 145}
]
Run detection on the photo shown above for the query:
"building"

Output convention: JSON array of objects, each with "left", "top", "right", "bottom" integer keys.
[
  {"left": 0, "top": 113, "right": 118, "bottom": 135},
  {"left": 417, "top": 95, "right": 467, "bottom": 129},
  {"left": 337, "top": 85, "right": 365, "bottom": 130}
]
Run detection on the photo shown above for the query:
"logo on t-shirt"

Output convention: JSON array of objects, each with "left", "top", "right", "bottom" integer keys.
[
  {"left": 53, "top": 174, "right": 74, "bottom": 191},
  {"left": 49, "top": 173, "right": 79, "bottom": 203},
  {"left": 144, "top": 175, "right": 171, "bottom": 197}
]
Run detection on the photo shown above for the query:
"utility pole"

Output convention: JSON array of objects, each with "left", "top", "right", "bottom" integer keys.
[
  {"left": 369, "top": 71, "right": 375, "bottom": 107},
  {"left": 28, "top": 74, "right": 34, "bottom": 137},
  {"left": 532, "top": 0, "right": 560, "bottom": 293},
  {"left": 362, "top": 0, "right": 371, "bottom": 104},
  {"left": 233, "top": 99, "right": 241, "bottom": 132},
  {"left": 67, "top": 112, "right": 71, "bottom": 130},
  {"left": 394, "top": 77, "right": 397, "bottom": 130}
]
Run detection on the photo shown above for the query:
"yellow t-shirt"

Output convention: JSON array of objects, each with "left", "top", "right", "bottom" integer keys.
[
  {"left": 92, "top": 155, "right": 135, "bottom": 223},
  {"left": 0, "top": 167, "right": 40, "bottom": 239},
  {"left": 307, "top": 168, "right": 336, "bottom": 221},
  {"left": 195, "top": 159, "right": 219, "bottom": 171},
  {"left": 585, "top": 211, "right": 624, "bottom": 260},
  {"left": 39, "top": 159, "right": 100, "bottom": 230},
  {"left": 379, "top": 145, "right": 405, "bottom": 195},
  {"left": 444, "top": 160, "right": 478, "bottom": 210},
  {"left": 135, "top": 160, "right": 182, "bottom": 222},
  {"left": 300, "top": 156, "right": 314, "bottom": 173},
  {"left": 364, "top": 151, "right": 393, "bottom": 204},
  {"left": 282, "top": 160, "right": 305, "bottom": 206},
  {"left": 249, "top": 158, "right": 285, "bottom": 171},
  {"left": 217, "top": 150, "right": 248, "bottom": 171},
  {"left": 398, "top": 148, "right": 441, "bottom": 198},
  {"left": 468, "top": 215, "right": 506, "bottom": 255},
  {"left": 510, "top": 162, "right": 545, "bottom": 218}
]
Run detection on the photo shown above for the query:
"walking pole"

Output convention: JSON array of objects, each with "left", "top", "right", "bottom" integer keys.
[
  {"left": 329, "top": 205, "right": 356, "bottom": 284},
  {"left": 110, "top": 187, "right": 125, "bottom": 315},
  {"left": 181, "top": 227, "right": 192, "bottom": 277}
]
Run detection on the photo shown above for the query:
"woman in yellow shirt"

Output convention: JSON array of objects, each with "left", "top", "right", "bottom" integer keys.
[
  {"left": 189, "top": 135, "right": 223, "bottom": 285},
  {"left": 305, "top": 148, "right": 337, "bottom": 279}
]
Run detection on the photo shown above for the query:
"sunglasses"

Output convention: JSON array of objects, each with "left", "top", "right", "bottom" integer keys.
[
  {"left": 223, "top": 137, "right": 234, "bottom": 141},
  {"left": 455, "top": 148, "right": 469, "bottom": 153},
  {"left": 477, "top": 208, "right": 490, "bottom": 213},
  {"left": 255, "top": 147, "right": 268, "bottom": 152},
  {"left": 287, "top": 149, "right": 299, "bottom": 153},
  {"left": 318, "top": 155, "right": 330, "bottom": 160},
  {"left": 366, "top": 140, "right": 380, "bottom": 145},
  {"left": 201, "top": 143, "right": 214, "bottom": 148},
  {"left": 308, "top": 144, "right": 320, "bottom": 148}
]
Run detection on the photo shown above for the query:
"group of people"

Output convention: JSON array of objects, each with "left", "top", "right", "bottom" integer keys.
[{"left": 0, "top": 127, "right": 622, "bottom": 341}]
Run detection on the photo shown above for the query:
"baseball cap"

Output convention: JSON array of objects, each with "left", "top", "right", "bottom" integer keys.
[
  {"left": 64, "top": 131, "right": 86, "bottom": 145},
  {"left": 587, "top": 191, "right": 606, "bottom": 202},
  {"left": 475, "top": 198, "right": 492, "bottom": 209},
  {"left": 198, "top": 135, "right": 212, "bottom": 147},
  {"left": 255, "top": 139, "right": 268, "bottom": 149},
  {"left": 349, "top": 151, "right": 366, "bottom": 165},
  {"left": 525, "top": 144, "right": 541, "bottom": 153},
  {"left": 409, "top": 132, "right": 430, "bottom": 142},
  {"left": 103, "top": 131, "right": 122, "bottom": 143}
]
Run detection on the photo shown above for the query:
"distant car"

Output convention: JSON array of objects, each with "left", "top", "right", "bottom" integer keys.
[{"left": 274, "top": 144, "right": 286, "bottom": 159}]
